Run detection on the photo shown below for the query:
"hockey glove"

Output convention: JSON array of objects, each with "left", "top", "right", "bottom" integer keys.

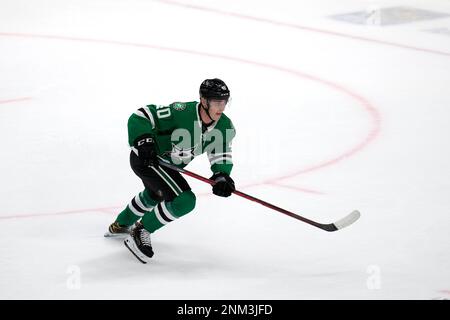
[
  {"left": 210, "top": 172, "right": 235, "bottom": 197},
  {"left": 134, "top": 134, "right": 158, "bottom": 167}
]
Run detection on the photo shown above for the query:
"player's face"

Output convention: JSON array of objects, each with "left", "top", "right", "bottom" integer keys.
[
  {"left": 207, "top": 99, "right": 227, "bottom": 121},
  {"left": 201, "top": 98, "right": 228, "bottom": 121}
]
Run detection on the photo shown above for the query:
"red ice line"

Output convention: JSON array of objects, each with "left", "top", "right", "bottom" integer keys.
[
  {"left": 149, "top": 1, "right": 386, "bottom": 181},
  {"left": 0, "top": 207, "right": 121, "bottom": 220},
  {"left": 154, "top": 0, "right": 450, "bottom": 58},
  {"left": 0, "top": 97, "right": 32, "bottom": 105},
  {"left": 0, "top": 8, "right": 383, "bottom": 219}
]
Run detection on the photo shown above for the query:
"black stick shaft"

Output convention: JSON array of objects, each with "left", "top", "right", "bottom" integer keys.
[{"left": 158, "top": 161, "right": 329, "bottom": 230}]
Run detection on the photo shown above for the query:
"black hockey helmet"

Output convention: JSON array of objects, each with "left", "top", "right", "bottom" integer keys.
[{"left": 199, "top": 78, "right": 230, "bottom": 101}]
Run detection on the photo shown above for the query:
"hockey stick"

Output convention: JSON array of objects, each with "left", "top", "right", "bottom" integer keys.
[{"left": 157, "top": 160, "right": 360, "bottom": 232}]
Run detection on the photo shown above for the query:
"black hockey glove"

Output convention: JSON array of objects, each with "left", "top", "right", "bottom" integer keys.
[
  {"left": 210, "top": 172, "right": 235, "bottom": 197},
  {"left": 134, "top": 134, "right": 158, "bottom": 167}
]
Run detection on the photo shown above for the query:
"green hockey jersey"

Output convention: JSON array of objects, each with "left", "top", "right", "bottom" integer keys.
[{"left": 127, "top": 101, "right": 235, "bottom": 175}]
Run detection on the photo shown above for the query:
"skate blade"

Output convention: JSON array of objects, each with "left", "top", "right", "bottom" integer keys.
[
  {"left": 104, "top": 231, "right": 130, "bottom": 238},
  {"left": 124, "top": 237, "right": 150, "bottom": 264}
]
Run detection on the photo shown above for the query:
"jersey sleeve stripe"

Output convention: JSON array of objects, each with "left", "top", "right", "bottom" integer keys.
[
  {"left": 134, "top": 109, "right": 147, "bottom": 119},
  {"left": 138, "top": 107, "right": 156, "bottom": 129},
  {"left": 210, "top": 156, "right": 233, "bottom": 165},
  {"left": 208, "top": 152, "right": 232, "bottom": 161}
]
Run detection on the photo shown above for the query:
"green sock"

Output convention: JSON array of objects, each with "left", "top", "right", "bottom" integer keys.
[
  {"left": 116, "top": 189, "right": 159, "bottom": 226},
  {"left": 141, "top": 190, "right": 196, "bottom": 233}
]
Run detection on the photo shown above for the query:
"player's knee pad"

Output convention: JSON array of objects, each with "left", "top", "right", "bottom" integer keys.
[
  {"left": 168, "top": 190, "right": 196, "bottom": 217},
  {"left": 142, "top": 188, "right": 162, "bottom": 203}
]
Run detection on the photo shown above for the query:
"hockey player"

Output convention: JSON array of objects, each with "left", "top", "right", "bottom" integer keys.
[{"left": 105, "top": 78, "right": 236, "bottom": 263}]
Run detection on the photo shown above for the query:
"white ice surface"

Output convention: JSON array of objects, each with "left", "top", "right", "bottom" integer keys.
[{"left": 1, "top": 0, "right": 450, "bottom": 299}]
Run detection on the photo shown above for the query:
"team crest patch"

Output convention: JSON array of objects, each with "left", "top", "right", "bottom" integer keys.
[
  {"left": 172, "top": 102, "right": 186, "bottom": 111},
  {"left": 164, "top": 143, "right": 198, "bottom": 163}
]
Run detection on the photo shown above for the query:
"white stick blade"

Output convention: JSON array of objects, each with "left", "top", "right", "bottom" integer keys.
[{"left": 333, "top": 210, "right": 361, "bottom": 230}]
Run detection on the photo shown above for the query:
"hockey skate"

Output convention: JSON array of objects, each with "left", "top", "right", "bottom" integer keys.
[
  {"left": 104, "top": 221, "right": 133, "bottom": 238},
  {"left": 124, "top": 222, "right": 154, "bottom": 263}
]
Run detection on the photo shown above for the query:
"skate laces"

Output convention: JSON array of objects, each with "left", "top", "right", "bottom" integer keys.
[{"left": 139, "top": 228, "right": 152, "bottom": 246}]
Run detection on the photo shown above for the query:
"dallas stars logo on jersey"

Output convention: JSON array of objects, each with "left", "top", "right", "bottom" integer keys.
[
  {"left": 172, "top": 102, "right": 187, "bottom": 111},
  {"left": 128, "top": 101, "right": 236, "bottom": 175},
  {"left": 165, "top": 143, "right": 198, "bottom": 163}
]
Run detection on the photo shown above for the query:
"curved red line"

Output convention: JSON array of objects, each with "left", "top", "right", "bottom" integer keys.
[
  {"left": 0, "top": 32, "right": 380, "bottom": 219},
  {"left": 267, "top": 182, "right": 325, "bottom": 195},
  {"left": 0, "top": 97, "right": 32, "bottom": 104},
  {"left": 268, "top": 83, "right": 381, "bottom": 182},
  {"left": 154, "top": 0, "right": 450, "bottom": 58},
  {"left": 0, "top": 206, "right": 121, "bottom": 220},
  {"left": 0, "top": 32, "right": 381, "bottom": 179}
]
